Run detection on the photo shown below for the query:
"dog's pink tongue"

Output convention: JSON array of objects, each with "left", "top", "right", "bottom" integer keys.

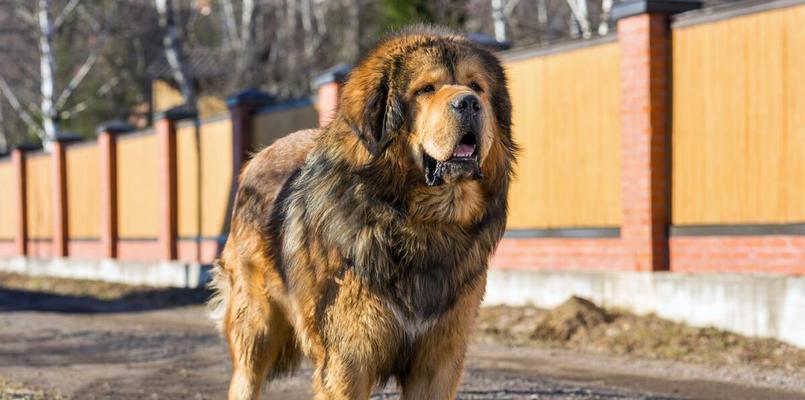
[{"left": 453, "top": 144, "right": 475, "bottom": 158}]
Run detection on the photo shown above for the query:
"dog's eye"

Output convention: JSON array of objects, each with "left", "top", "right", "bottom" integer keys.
[
  {"left": 469, "top": 82, "right": 483, "bottom": 93},
  {"left": 415, "top": 84, "right": 435, "bottom": 96}
]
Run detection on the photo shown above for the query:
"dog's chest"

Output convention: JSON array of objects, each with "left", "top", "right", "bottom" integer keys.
[{"left": 377, "top": 226, "right": 480, "bottom": 320}]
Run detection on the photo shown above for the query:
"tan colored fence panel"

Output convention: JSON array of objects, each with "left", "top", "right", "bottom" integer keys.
[
  {"left": 673, "top": 5, "right": 805, "bottom": 225},
  {"left": 25, "top": 153, "right": 52, "bottom": 239},
  {"left": 176, "top": 118, "right": 233, "bottom": 238},
  {"left": 253, "top": 102, "right": 318, "bottom": 149},
  {"left": 504, "top": 42, "right": 622, "bottom": 229},
  {"left": 66, "top": 144, "right": 101, "bottom": 239},
  {"left": 0, "top": 160, "right": 14, "bottom": 239},
  {"left": 177, "top": 124, "right": 199, "bottom": 238},
  {"left": 200, "top": 119, "right": 232, "bottom": 237},
  {"left": 117, "top": 132, "right": 160, "bottom": 238}
]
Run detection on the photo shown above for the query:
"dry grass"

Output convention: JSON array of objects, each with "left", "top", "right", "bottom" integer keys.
[{"left": 0, "top": 379, "right": 64, "bottom": 400}]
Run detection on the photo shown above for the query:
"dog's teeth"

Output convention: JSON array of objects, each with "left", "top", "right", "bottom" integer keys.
[{"left": 453, "top": 144, "right": 476, "bottom": 158}]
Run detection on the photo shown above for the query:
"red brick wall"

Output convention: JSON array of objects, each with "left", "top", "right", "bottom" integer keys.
[
  {"left": 26, "top": 240, "right": 53, "bottom": 259},
  {"left": 117, "top": 240, "right": 161, "bottom": 262},
  {"left": 177, "top": 239, "right": 221, "bottom": 264},
  {"left": 0, "top": 242, "right": 15, "bottom": 257},
  {"left": 491, "top": 238, "right": 626, "bottom": 271},
  {"left": 670, "top": 236, "right": 805, "bottom": 274},
  {"left": 618, "top": 13, "right": 672, "bottom": 272},
  {"left": 493, "top": 236, "right": 805, "bottom": 274},
  {"left": 51, "top": 140, "right": 69, "bottom": 257},
  {"left": 317, "top": 82, "right": 340, "bottom": 127},
  {"left": 67, "top": 241, "right": 102, "bottom": 260}
]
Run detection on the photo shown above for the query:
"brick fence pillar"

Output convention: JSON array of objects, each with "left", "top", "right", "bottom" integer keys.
[
  {"left": 97, "top": 121, "right": 134, "bottom": 259},
  {"left": 226, "top": 89, "right": 274, "bottom": 237},
  {"left": 156, "top": 106, "right": 196, "bottom": 261},
  {"left": 11, "top": 146, "right": 33, "bottom": 256},
  {"left": 614, "top": 0, "right": 701, "bottom": 271},
  {"left": 313, "top": 65, "right": 351, "bottom": 127},
  {"left": 227, "top": 89, "right": 274, "bottom": 179},
  {"left": 51, "top": 134, "right": 82, "bottom": 257}
]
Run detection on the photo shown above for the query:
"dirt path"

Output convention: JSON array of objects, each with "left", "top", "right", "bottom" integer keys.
[{"left": 0, "top": 286, "right": 803, "bottom": 399}]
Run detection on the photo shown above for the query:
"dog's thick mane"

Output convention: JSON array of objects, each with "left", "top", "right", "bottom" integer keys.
[{"left": 209, "top": 28, "right": 517, "bottom": 397}]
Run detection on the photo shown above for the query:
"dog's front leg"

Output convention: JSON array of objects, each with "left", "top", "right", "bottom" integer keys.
[
  {"left": 313, "top": 351, "right": 376, "bottom": 400},
  {"left": 398, "top": 321, "right": 469, "bottom": 400},
  {"left": 311, "top": 271, "right": 399, "bottom": 400},
  {"left": 399, "top": 279, "right": 485, "bottom": 400}
]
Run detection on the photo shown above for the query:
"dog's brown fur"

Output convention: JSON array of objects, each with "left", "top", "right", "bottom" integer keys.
[{"left": 209, "top": 26, "right": 516, "bottom": 399}]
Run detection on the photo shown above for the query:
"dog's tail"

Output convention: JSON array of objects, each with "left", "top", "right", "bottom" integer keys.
[{"left": 206, "top": 260, "right": 230, "bottom": 334}]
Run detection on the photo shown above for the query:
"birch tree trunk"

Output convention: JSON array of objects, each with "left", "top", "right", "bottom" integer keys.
[
  {"left": 221, "top": 0, "right": 239, "bottom": 46},
  {"left": 566, "top": 0, "right": 591, "bottom": 38},
  {"left": 0, "top": 102, "right": 7, "bottom": 152},
  {"left": 491, "top": 0, "right": 506, "bottom": 42},
  {"left": 38, "top": 0, "right": 58, "bottom": 147},
  {"left": 155, "top": 0, "right": 194, "bottom": 105},
  {"left": 240, "top": 0, "right": 256, "bottom": 51},
  {"left": 598, "top": 0, "right": 614, "bottom": 35},
  {"left": 341, "top": 0, "right": 360, "bottom": 63},
  {"left": 536, "top": 0, "right": 548, "bottom": 44}
]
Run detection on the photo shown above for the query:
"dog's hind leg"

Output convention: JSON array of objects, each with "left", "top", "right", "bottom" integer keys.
[{"left": 216, "top": 258, "right": 299, "bottom": 400}]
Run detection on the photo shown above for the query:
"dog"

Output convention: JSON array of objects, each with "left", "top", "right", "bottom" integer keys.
[{"left": 209, "top": 26, "right": 516, "bottom": 400}]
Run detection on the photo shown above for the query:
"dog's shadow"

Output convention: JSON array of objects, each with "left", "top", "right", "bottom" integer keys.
[
  {"left": 371, "top": 388, "right": 680, "bottom": 399},
  {"left": 0, "top": 286, "right": 211, "bottom": 314}
]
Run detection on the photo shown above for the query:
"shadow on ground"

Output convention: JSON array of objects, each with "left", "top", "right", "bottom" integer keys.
[{"left": 0, "top": 286, "right": 211, "bottom": 313}]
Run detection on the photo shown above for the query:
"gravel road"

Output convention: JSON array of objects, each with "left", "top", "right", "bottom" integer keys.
[{"left": 0, "top": 286, "right": 803, "bottom": 400}]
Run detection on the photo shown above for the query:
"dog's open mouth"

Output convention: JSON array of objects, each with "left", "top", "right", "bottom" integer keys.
[
  {"left": 452, "top": 132, "right": 477, "bottom": 159},
  {"left": 424, "top": 132, "right": 482, "bottom": 186}
]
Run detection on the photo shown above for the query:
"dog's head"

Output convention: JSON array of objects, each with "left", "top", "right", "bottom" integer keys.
[{"left": 338, "top": 27, "right": 513, "bottom": 187}]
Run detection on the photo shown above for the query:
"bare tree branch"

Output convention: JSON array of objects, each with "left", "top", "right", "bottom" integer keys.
[
  {"left": 0, "top": 76, "right": 42, "bottom": 138},
  {"left": 155, "top": 0, "right": 194, "bottom": 104},
  {"left": 96, "top": 75, "right": 120, "bottom": 97},
  {"left": 565, "top": 0, "right": 591, "bottom": 38},
  {"left": 221, "top": 0, "right": 240, "bottom": 46},
  {"left": 59, "top": 100, "right": 87, "bottom": 120},
  {"left": 52, "top": 0, "right": 80, "bottom": 30},
  {"left": 504, "top": 0, "right": 521, "bottom": 16},
  {"left": 14, "top": 8, "right": 36, "bottom": 25},
  {"left": 55, "top": 39, "right": 103, "bottom": 110},
  {"left": 76, "top": 3, "right": 101, "bottom": 32},
  {"left": 301, "top": 0, "right": 325, "bottom": 60},
  {"left": 240, "top": 0, "right": 256, "bottom": 49}
]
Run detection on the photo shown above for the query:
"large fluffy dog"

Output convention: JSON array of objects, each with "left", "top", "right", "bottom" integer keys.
[{"left": 210, "top": 27, "right": 516, "bottom": 399}]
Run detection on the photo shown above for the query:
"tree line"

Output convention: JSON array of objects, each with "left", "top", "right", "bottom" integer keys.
[{"left": 0, "top": 0, "right": 736, "bottom": 150}]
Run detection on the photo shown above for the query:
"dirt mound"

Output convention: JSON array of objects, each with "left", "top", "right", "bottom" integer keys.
[
  {"left": 475, "top": 297, "right": 805, "bottom": 373},
  {"left": 531, "top": 296, "right": 610, "bottom": 341}
]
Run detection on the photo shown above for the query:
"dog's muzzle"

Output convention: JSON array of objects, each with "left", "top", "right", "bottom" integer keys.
[{"left": 424, "top": 131, "right": 482, "bottom": 186}]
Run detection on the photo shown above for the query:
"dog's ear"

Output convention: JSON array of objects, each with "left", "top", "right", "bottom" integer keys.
[{"left": 339, "top": 60, "right": 406, "bottom": 157}]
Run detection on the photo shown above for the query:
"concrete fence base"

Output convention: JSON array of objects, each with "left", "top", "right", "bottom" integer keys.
[
  {"left": 485, "top": 268, "right": 805, "bottom": 348},
  {"left": 0, "top": 256, "right": 211, "bottom": 288},
  {"left": 2, "top": 256, "right": 802, "bottom": 348}
]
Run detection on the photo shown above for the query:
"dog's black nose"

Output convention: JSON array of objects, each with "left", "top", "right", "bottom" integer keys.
[{"left": 451, "top": 94, "right": 481, "bottom": 113}]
